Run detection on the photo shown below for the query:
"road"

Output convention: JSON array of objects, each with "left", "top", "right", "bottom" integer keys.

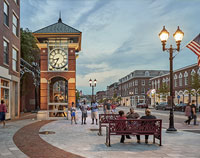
[{"left": 117, "top": 106, "right": 200, "bottom": 125}]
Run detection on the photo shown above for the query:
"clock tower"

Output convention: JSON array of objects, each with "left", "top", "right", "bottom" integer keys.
[{"left": 33, "top": 18, "right": 82, "bottom": 119}]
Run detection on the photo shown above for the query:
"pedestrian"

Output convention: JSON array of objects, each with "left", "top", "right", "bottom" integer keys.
[
  {"left": 71, "top": 102, "right": 77, "bottom": 124},
  {"left": 111, "top": 102, "right": 117, "bottom": 114},
  {"left": 105, "top": 100, "right": 111, "bottom": 114},
  {"left": 191, "top": 100, "right": 198, "bottom": 125},
  {"left": 136, "top": 109, "right": 156, "bottom": 144},
  {"left": 126, "top": 107, "right": 140, "bottom": 119},
  {"left": 184, "top": 102, "right": 192, "bottom": 125},
  {"left": 118, "top": 110, "right": 131, "bottom": 143},
  {"left": 91, "top": 101, "right": 98, "bottom": 125},
  {"left": 0, "top": 100, "right": 7, "bottom": 127},
  {"left": 80, "top": 100, "right": 88, "bottom": 125}
]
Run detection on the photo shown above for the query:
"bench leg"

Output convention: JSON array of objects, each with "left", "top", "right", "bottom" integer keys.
[
  {"left": 153, "top": 135, "right": 155, "bottom": 144},
  {"left": 98, "top": 125, "right": 102, "bottom": 136}
]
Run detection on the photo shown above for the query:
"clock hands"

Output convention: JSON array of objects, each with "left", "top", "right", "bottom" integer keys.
[{"left": 54, "top": 58, "right": 59, "bottom": 67}]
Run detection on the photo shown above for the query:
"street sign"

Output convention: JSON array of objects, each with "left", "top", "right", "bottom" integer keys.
[{"left": 177, "top": 95, "right": 180, "bottom": 99}]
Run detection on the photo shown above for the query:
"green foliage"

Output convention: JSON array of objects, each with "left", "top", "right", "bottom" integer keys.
[
  {"left": 76, "top": 90, "right": 80, "bottom": 102},
  {"left": 187, "top": 72, "right": 200, "bottom": 96},
  {"left": 157, "top": 83, "right": 169, "bottom": 97},
  {"left": 21, "top": 28, "right": 40, "bottom": 63},
  {"left": 20, "top": 28, "right": 40, "bottom": 96}
]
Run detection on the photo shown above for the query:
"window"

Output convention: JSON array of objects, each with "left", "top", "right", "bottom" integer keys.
[
  {"left": 174, "top": 79, "right": 177, "bottom": 87},
  {"left": 141, "top": 80, "right": 145, "bottom": 86},
  {"left": 12, "top": 14, "right": 19, "bottom": 36},
  {"left": 132, "top": 81, "right": 134, "bottom": 86},
  {"left": 135, "top": 80, "right": 138, "bottom": 86},
  {"left": 179, "top": 78, "right": 182, "bottom": 86},
  {"left": 4, "top": 1, "right": 9, "bottom": 26},
  {"left": 135, "top": 88, "right": 138, "bottom": 94},
  {"left": 12, "top": 48, "right": 18, "bottom": 71},
  {"left": 149, "top": 81, "right": 151, "bottom": 86},
  {"left": 185, "top": 77, "right": 188, "bottom": 85},
  {"left": 14, "top": 0, "right": 19, "bottom": 5},
  {"left": 3, "top": 40, "right": 9, "bottom": 64},
  {"left": 141, "top": 88, "right": 145, "bottom": 94}
]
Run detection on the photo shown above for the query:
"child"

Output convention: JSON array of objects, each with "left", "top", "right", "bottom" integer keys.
[
  {"left": 118, "top": 110, "right": 131, "bottom": 143},
  {"left": 71, "top": 102, "right": 77, "bottom": 124}
]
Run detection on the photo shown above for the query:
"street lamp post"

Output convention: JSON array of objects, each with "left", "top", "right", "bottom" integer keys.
[
  {"left": 89, "top": 79, "right": 97, "bottom": 102},
  {"left": 159, "top": 26, "right": 184, "bottom": 132},
  {"left": 129, "top": 91, "right": 134, "bottom": 106}
]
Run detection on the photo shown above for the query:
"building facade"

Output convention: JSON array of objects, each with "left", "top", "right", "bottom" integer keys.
[
  {"left": 150, "top": 64, "right": 200, "bottom": 106},
  {"left": 118, "top": 70, "right": 168, "bottom": 107},
  {"left": 106, "top": 82, "right": 118, "bottom": 99},
  {"left": 96, "top": 91, "right": 106, "bottom": 102},
  {"left": 0, "top": 0, "right": 20, "bottom": 119}
]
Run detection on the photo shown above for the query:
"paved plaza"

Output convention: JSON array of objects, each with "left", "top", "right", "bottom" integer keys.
[{"left": 0, "top": 109, "right": 200, "bottom": 158}]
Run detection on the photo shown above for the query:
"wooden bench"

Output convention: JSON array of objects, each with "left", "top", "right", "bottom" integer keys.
[
  {"left": 105, "top": 119, "right": 162, "bottom": 147},
  {"left": 98, "top": 114, "right": 119, "bottom": 136}
]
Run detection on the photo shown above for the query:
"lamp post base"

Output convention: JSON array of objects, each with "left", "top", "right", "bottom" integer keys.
[{"left": 166, "top": 127, "right": 177, "bottom": 133}]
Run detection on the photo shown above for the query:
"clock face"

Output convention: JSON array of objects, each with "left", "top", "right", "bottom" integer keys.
[{"left": 49, "top": 48, "right": 68, "bottom": 70}]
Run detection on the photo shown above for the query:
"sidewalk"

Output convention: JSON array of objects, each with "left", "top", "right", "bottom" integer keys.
[{"left": 0, "top": 110, "right": 200, "bottom": 158}]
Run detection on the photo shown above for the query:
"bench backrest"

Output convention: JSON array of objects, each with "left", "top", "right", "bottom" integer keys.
[
  {"left": 109, "top": 119, "right": 162, "bottom": 134},
  {"left": 99, "top": 114, "right": 120, "bottom": 124}
]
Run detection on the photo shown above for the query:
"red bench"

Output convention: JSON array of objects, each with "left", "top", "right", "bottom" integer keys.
[
  {"left": 98, "top": 114, "right": 119, "bottom": 136},
  {"left": 105, "top": 119, "right": 162, "bottom": 147}
]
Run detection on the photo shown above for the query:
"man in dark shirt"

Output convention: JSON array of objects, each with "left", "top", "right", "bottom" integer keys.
[
  {"left": 191, "top": 100, "right": 198, "bottom": 125},
  {"left": 105, "top": 100, "right": 111, "bottom": 114},
  {"left": 136, "top": 109, "right": 156, "bottom": 144}
]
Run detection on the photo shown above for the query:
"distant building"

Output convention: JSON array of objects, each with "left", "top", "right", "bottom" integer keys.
[
  {"left": 106, "top": 82, "right": 118, "bottom": 99},
  {"left": 96, "top": 91, "right": 106, "bottom": 102},
  {"left": 118, "top": 70, "right": 169, "bottom": 107},
  {"left": 150, "top": 64, "right": 200, "bottom": 106},
  {"left": 0, "top": 0, "right": 20, "bottom": 119}
]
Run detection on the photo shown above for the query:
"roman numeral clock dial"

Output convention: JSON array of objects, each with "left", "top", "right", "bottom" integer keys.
[{"left": 49, "top": 48, "right": 68, "bottom": 71}]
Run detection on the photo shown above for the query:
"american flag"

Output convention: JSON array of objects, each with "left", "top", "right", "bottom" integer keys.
[{"left": 186, "top": 34, "right": 200, "bottom": 66}]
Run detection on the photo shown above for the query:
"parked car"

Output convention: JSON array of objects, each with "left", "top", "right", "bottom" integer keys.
[
  {"left": 155, "top": 102, "right": 172, "bottom": 110},
  {"left": 174, "top": 103, "right": 187, "bottom": 112},
  {"left": 136, "top": 103, "right": 148, "bottom": 108}
]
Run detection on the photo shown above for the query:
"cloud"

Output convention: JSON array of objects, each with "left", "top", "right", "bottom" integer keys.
[{"left": 20, "top": 0, "right": 200, "bottom": 94}]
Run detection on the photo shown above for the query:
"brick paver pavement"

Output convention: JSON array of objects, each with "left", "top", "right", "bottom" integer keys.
[{"left": 13, "top": 120, "right": 84, "bottom": 158}]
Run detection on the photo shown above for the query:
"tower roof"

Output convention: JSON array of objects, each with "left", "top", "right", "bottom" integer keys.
[{"left": 34, "top": 19, "right": 81, "bottom": 34}]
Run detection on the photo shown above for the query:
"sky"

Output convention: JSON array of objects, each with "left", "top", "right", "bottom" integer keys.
[{"left": 20, "top": 0, "right": 200, "bottom": 95}]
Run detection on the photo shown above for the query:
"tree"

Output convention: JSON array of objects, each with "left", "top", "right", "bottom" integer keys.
[
  {"left": 21, "top": 28, "right": 40, "bottom": 63},
  {"left": 20, "top": 28, "right": 40, "bottom": 111},
  {"left": 157, "top": 83, "right": 169, "bottom": 101}
]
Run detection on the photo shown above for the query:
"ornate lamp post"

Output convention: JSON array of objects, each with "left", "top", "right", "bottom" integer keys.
[
  {"left": 89, "top": 79, "right": 97, "bottom": 102},
  {"left": 159, "top": 26, "right": 184, "bottom": 132},
  {"left": 129, "top": 91, "right": 134, "bottom": 106}
]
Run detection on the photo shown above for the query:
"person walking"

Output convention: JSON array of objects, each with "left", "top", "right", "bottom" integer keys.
[
  {"left": 118, "top": 110, "right": 131, "bottom": 143},
  {"left": 191, "top": 100, "right": 198, "bottom": 125},
  {"left": 71, "top": 102, "right": 77, "bottom": 124},
  {"left": 111, "top": 102, "right": 117, "bottom": 114},
  {"left": 80, "top": 100, "right": 88, "bottom": 125},
  {"left": 105, "top": 100, "right": 111, "bottom": 114},
  {"left": 126, "top": 107, "right": 140, "bottom": 119},
  {"left": 91, "top": 101, "right": 98, "bottom": 125},
  {"left": 0, "top": 100, "right": 7, "bottom": 127},
  {"left": 184, "top": 102, "right": 192, "bottom": 125},
  {"left": 136, "top": 109, "right": 156, "bottom": 144}
]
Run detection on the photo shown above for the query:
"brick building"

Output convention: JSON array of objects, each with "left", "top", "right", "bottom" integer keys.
[
  {"left": 0, "top": 0, "right": 20, "bottom": 119},
  {"left": 118, "top": 70, "right": 168, "bottom": 107},
  {"left": 33, "top": 18, "right": 82, "bottom": 119},
  {"left": 96, "top": 91, "right": 106, "bottom": 102},
  {"left": 150, "top": 64, "right": 200, "bottom": 106},
  {"left": 106, "top": 82, "right": 118, "bottom": 99}
]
